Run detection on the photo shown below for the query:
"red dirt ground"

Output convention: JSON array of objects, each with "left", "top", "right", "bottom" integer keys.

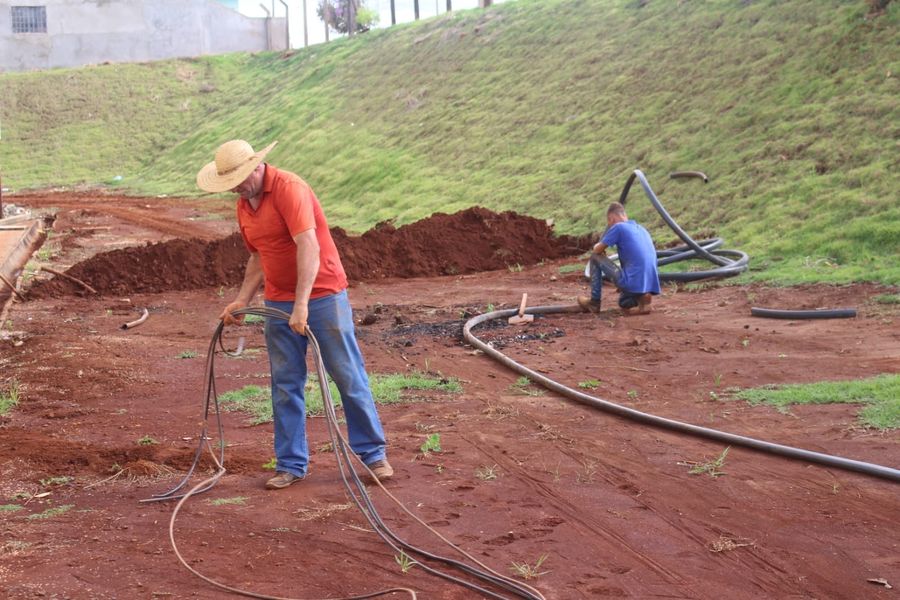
[{"left": 1, "top": 192, "right": 898, "bottom": 600}]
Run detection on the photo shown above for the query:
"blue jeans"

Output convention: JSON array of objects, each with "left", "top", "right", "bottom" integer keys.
[
  {"left": 264, "top": 290, "right": 386, "bottom": 477},
  {"left": 589, "top": 254, "right": 643, "bottom": 309}
]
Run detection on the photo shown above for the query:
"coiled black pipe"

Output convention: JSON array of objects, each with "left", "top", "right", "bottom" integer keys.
[
  {"left": 615, "top": 170, "right": 749, "bottom": 281},
  {"left": 751, "top": 307, "right": 858, "bottom": 319},
  {"left": 148, "top": 307, "right": 545, "bottom": 600},
  {"left": 463, "top": 305, "right": 900, "bottom": 483}
]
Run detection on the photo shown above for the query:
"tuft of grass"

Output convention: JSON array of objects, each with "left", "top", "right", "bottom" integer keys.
[
  {"left": 0, "top": 504, "right": 24, "bottom": 512},
  {"left": 482, "top": 402, "right": 519, "bottom": 420},
  {"left": 682, "top": 447, "right": 730, "bottom": 478},
  {"left": 708, "top": 535, "right": 755, "bottom": 553},
  {"left": 395, "top": 551, "right": 416, "bottom": 574},
  {"left": 475, "top": 465, "right": 499, "bottom": 481},
  {"left": 177, "top": 350, "right": 198, "bottom": 359},
  {"left": 40, "top": 476, "right": 73, "bottom": 487},
  {"left": 578, "top": 379, "right": 601, "bottom": 390},
  {"left": 27, "top": 505, "right": 75, "bottom": 520},
  {"left": 137, "top": 435, "right": 159, "bottom": 446},
  {"left": 209, "top": 496, "right": 248, "bottom": 506},
  {"left": 420, "top": 433, "right": 442, "bottom": 455},
  {"left": 576, "top": 460, "right": 598, "bottom": 484},
  {"left": 0, "top": 380, "right": 20, "bottom": 415},
  {"left": 294, "top": 502, "right": 352, "bottom": 521},
  {"left": 510, "top": 554, "right": 550, "bottom": 580},
  {"left": 511, "top": 376, "right": 544, "bottom": 396},
  {"left": 220, "top": 372, "right": 461, "bottom": 425},
  {"left": 366, "top": 371, "right": 462, "bottom": 404},
  {"left": 732, "top": 374, "right": 900, "bottom": 429},
  {"left": 219, "top": 385, "right": 273, "bottom": 424},
  {"left": 262, "top": 457, "right": 277, "bottom": 470}
]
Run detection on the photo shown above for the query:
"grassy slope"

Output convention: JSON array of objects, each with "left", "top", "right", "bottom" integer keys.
[{"left": 0, "top": 0, "right": 897, "bottom": 284}]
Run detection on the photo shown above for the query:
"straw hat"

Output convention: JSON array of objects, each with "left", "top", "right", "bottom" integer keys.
[{"left": 196, "top": 140, "right": 277, "bottom": 193}]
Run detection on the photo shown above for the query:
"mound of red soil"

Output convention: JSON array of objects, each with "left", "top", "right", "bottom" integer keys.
[
  {"left": 333, "top": 206, "right": 588, "bottom": 279},
  {"left": 28, "top": 207, "right": 589, "bottom": 298}
]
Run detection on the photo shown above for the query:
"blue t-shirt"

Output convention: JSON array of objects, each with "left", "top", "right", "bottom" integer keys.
[{"left": 601, "top": 220, "right": 661, "bottom": 295}]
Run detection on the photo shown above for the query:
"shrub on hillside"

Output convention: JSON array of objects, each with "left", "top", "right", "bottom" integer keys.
[{"left": 317, "top": 0, "right": 379, "bottom": 34}]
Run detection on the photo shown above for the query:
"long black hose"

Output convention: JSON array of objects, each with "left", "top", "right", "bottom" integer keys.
[
  {"left": 751, "top": 307, "right": 857, "bottom": 319},
  {"left": 463, "top": 305, "right": 900, "bottom": 483}
]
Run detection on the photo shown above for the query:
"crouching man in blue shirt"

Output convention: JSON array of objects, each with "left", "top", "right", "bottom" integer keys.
[{"left": 578, "top": 202, "right": 660, "bottom": 315}]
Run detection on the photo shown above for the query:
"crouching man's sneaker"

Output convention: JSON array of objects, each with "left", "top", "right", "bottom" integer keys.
[
  {"left": 265, "top": 471, "right": 304, "bottom": 490},
  {"left": 367, "top": 459, "right": 394, "bottom": 481},
  {"left": 577, "top": 296, "right": 602, "bottom": 313}
]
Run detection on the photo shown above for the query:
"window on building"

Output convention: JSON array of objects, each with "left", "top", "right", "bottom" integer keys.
[{"left": 11, "top": 6, "right": 47, "bottom": 33}]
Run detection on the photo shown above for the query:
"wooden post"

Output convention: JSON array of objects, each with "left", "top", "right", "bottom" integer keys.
[
  {"left": 479, "top": 0, "right": 492, "bottom": 7},
  {"left": 390, "top": 0, "right": 396, "bottom": 25},
  {"left": 414, "top": 0, "right": 419, "bottom": 20},
  {"left": 446, "top": 0, "right": 452, "bottom": 11}
]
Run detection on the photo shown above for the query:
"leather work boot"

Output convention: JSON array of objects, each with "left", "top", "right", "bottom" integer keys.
[
  {"left": 638, "top": 293, "right": 652, "bottom": 314},
  {"left": 577, "top": 296, "right": 601, "bottom": 313},
  {"left": 367, "top": 459, "right": 394, "bottom": 481},
  {"left": 265, "top": 471, "right": 304, "bottom": 490}
]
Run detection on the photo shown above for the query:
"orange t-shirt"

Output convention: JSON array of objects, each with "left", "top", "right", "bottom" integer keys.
[{"left": 237, "top": 165, "right": 348, "bottom": 301}]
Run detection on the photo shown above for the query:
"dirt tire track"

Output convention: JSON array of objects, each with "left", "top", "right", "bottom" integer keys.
[{"left": 459, "top": 430, "right": 690, "bottom": 590}]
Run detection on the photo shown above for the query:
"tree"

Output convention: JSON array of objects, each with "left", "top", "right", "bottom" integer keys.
[{"left": 317, "top": 0, "right": 378, "bottom": 35}]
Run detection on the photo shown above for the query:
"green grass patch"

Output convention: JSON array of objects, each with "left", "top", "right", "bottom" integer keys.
[
  {"left": 420, "top": 433, "right": 442, "bottom": 455},
  {"left": 27, "top": 505, "right": 75, "bottom": 520},
  {"left": 2, "top": 1, "right": 897, "bottom": 283},
  {"left": 732, "top": 374, "right": 900, "bottom": 429},
  {"left": 0, "top": 380, "right": 20, "bottom": 416},
  {"left": 219, "top": 385, "right": 273, "bottom": 424},
  {"left": 209, "top": 496, "right": 248, "bottom": 506},
  {"left": 0, "top": 504, "right": 24, "bottom": 512},
  {"left": 511, "top": 376, "right": 544, "bottom": 396},
  {"left": 558, "top": 263, "right": 586, "bottom": 274},
  {"left": 682, "top": 447, "right": 730, "bottom": 478},
  {"left": 872, "top": 294, "right": 900, "bottom": 305},
  {"left": 220, "top": 371, "right": 461, "bottom": 424}
]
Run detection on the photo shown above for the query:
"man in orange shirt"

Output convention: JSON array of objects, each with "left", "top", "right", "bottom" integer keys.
[{"left": 197, "top": 140, "right": 392, "bottom": 489}]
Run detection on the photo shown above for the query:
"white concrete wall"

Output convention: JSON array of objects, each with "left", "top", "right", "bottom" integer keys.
[{"left": 0, "top": 0, "right": 287, "bottom": 72}]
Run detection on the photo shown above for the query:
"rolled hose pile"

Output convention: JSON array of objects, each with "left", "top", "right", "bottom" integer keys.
[
  {"left": 463, "top": 305, "right": 900, "bottom": 483},
  {"left": 617, "top": 169, "right": 749, "bottom": 282},
  {"left": 145, "top": 307, "right": 547, "bottom": 600}
]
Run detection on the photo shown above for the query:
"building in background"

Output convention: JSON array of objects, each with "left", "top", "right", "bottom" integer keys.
[
  {"left": 237, "top": 0, "right": 513, "bottom": 49},
  {"left": 0, "top": 0, "right": 286, "bottom": 72}
]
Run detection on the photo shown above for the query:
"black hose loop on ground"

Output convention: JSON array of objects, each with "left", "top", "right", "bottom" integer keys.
[
  {"left": 150, "top": 306, "right": 545, "bottom": 600},
  {"left": 614, "top": 169, "right": 749, "bottom": 281},
  {"left": 463, "top": 305, "right": 900, "bottom": 483},
  {"left": 751, "top": 307, "right": 858, "bottom": 319}
]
